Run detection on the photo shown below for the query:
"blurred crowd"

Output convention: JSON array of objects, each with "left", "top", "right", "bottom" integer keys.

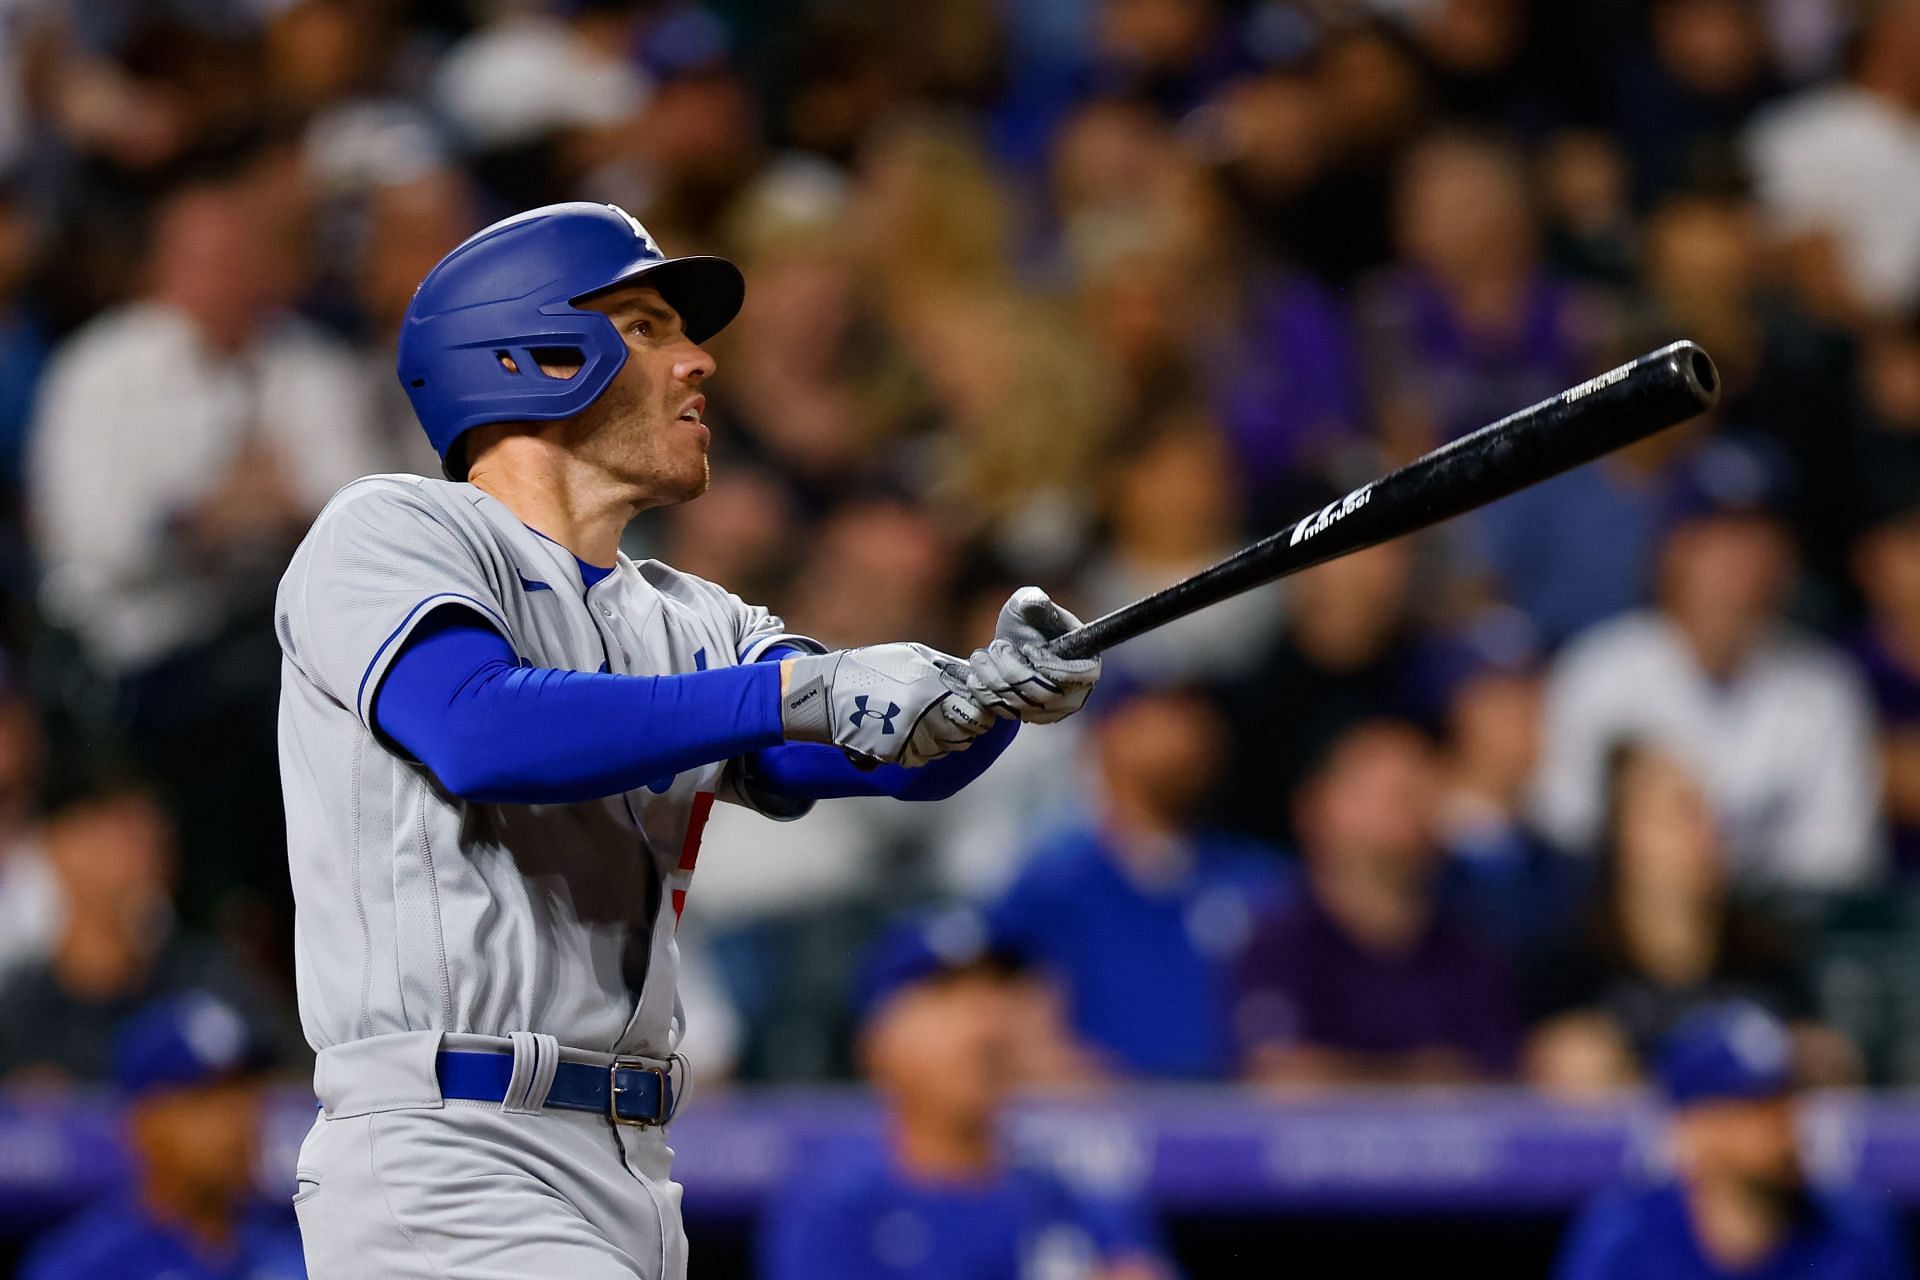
[{"left": 0, "top": 0, "right": 1914, "bottom": 1147}]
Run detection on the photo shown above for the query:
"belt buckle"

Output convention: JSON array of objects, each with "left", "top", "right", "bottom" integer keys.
[{"left": 608, "top": 1058, "right": 669, "bottom": 1128}]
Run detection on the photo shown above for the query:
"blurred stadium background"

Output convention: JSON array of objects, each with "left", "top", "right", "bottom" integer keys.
[{"left": 0, "top": 0, "right": 1919, "bottom": 1275}]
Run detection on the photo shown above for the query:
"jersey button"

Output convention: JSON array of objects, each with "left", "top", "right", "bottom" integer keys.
[{"left": 598, "top": 604, "right": 614, "bottom": 618}]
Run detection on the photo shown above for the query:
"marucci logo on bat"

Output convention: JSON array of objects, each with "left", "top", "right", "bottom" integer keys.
[
  {"left": 1559, "top": 364, "right": 1631, "bottom": 403},
  {"left": 1289, "top": 485, "right": 1373, "bottom": 546}
]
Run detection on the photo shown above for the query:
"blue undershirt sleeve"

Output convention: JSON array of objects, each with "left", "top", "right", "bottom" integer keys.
[
  {"left": 372, "top": 607, "right": 785, "bottom": 805},
  {"left": 737, "top": 646, "right": 1018, "bottom": 802}
]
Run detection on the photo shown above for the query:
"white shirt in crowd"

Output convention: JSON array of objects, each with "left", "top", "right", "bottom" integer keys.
[
  {"left": 688, "top": 719, "right": 1091, "bottom": 928},
  {"left": 1745, "top": 84, "right": 1920, "bottom": 316},
  {"left": 0, "top": 836, "right": 58, "bottom": 981},
  {"left": 1533, "top": 610, "right": 1884, "bottom": 890},
  {"left": 28, "top": 301, "right": 385, "bottom": 674}
]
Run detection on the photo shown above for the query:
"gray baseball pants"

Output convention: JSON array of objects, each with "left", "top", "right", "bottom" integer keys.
[{"left": 292, "top": 1031, "right": 687, "bottom": 1280}]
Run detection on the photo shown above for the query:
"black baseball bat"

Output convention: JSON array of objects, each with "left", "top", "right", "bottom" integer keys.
[{"left": 1044, "top": 340, "right": 1721, "bottom": 662}]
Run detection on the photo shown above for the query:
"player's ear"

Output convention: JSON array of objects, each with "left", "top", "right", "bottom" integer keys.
[{"left": 528, "top": 348, "right": 585, "bottom": 380}]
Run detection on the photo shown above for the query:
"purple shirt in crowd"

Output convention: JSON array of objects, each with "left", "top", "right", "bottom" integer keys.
[
  {"left": 1233, "top": 884, "right": 1519, "bottom": 1074},
  {"left": 1213, "top": 273, "right": 1366, "bottom": 495},
  {"left": 1358, "top": 266, "right": 1607, "bottom": 444}
]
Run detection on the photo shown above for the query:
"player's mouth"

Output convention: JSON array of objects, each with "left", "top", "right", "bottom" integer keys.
[{"left": 676, "top": 396, "right": 705, "bottom": 427}]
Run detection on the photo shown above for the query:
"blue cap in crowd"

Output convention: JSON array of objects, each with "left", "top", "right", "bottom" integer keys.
[
  {"left": 1655, "top": 1002, "right": 1795, "bottom": 1109},
  {"left": 112, "top": 991, "right": 274, "bottom": 1099},
  {"left": 852, "top": 908, "right": 1023, "bottom": 1025},
  {"left": 1428, "top": 605, "right": 1542, "bottom": 712},
  {"left": 1660, "top": 436, "right": 1792, "bottom": 534}
]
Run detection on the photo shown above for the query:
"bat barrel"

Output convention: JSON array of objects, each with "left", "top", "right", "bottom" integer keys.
[{"left": 1045, "top": 340, "right": 1720, "bottom": 662}]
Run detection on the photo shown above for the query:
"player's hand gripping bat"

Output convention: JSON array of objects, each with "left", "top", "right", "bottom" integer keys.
[{"left": 1042, "top": 340, "right": 1721, "bottom": 662}]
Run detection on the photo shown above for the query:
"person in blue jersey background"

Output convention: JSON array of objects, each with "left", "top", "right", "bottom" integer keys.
[
  {"left": 759, "top": 910, "right": 1175, "bottom": 1280},
  {"left": 19, "top": 989, "right": 305, "bottom": 1280},
  {"left": 988, "top": 676, "right": 1288, "bottom": 1079},
  {"left": 1555, "top": 1001, "right": 1910, "bottom": 1280}
]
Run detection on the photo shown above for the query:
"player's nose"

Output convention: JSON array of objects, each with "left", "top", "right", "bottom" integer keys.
[{"left": 674, "top": 341, "right": 716, "bottom": 384}]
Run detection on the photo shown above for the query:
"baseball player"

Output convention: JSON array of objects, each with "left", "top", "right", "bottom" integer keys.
[{"left": 274, "top": 202, "right": 1101, "bottom": 1279}]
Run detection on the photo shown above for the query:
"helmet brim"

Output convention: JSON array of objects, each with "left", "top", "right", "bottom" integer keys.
[{"left": 574, "top": 253, "right": 744, "bottom": 345}]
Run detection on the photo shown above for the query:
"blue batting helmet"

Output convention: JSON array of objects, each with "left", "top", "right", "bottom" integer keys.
[{"left": 397, "top": 202, "right": 744, "bottom": 478}]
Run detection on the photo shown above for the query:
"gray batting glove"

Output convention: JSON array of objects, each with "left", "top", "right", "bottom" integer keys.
[
  {"left": 966, "top": 587, "right": 1101, "bottom": 725},
  {"left": 781, "top": 643, "right": 994, "bottom": 768}
]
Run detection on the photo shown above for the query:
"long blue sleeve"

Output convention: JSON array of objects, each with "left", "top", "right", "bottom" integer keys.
[
  {"left": 373, "top": 608, "right": 784, "bottom": 804},
  {"left": 742, "top": 721, "right": 1017, "bottom": 802}
]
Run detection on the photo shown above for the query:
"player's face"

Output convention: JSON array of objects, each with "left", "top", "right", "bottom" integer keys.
[
  {"left": 864, "top": 970, "right": 1016, "bottom": 1126},
  {"left": 130, "top": 1078, "right": 263, "bottom": 1209},
  {"left": 1675, "top": 1095, "right": 1803, "bottom": 1196},
  {"left": 569, "top": 285, "right": 716, "bottom": 507},
  {"left": 1298, "top": 723, "right": 1439, "bottom": 878}
]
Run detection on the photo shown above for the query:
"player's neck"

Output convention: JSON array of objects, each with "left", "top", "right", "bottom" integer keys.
[
  {"left": 469, "top": 444, "right": 633, "bottom": 567},
  {"left": 888, "top": 1110, "right": 997, "bottom": 1183},
  {"left": 139, "top": 1180, "right": 238, "bottom": 1255},
  {"left": 1308, "top": 858, "right": 1431, "bottom": 955},
  {"left": 1685, "top": 1178, "right": 1797, "bottom": 1269}
]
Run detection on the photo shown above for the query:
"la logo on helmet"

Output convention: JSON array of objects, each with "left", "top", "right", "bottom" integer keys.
[{"left": 610, "top": 206, "right": 659, "bottom": 256}]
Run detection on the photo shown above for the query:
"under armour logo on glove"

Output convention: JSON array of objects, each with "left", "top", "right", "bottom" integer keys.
[{"left": 848, "top": 696, "right": 900, "bottom": 734}]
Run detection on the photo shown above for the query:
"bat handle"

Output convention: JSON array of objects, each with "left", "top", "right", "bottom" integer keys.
[{"left": 1040, "top": 622, "right": 1103, "bottom": 663}]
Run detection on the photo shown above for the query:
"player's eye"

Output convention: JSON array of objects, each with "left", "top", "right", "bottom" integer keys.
[{"left": 628, "top": 319, "right": 652, "bottom": 338}]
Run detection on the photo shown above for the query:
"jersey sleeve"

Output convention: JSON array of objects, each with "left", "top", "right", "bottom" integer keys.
[
  {"left": 276, "top": 481, "right": 513, "bottom": 727},
  {"left": 731, "top": 596, "right": 824, "bottom": 664}
]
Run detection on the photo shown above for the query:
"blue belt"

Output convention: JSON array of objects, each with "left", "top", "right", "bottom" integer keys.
[{"left": 435, "top": 1050, "right": 674, "bottom": 1126}]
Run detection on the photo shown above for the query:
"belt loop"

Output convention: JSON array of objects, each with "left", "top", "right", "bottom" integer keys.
[
  {"left": 665, "top": 1052, "right": 691, "bottom": 1124},
  {"left": 501, "top": 1031, "right": 560, "bottom": 1113}
]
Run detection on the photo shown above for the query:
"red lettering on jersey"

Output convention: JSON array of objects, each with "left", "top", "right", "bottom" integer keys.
[
  {"left": 677, "top": 792, "right": 715, "bottom": 871},
  {"left": 672, "top": 791, "right": 716, "bottom": 924}
]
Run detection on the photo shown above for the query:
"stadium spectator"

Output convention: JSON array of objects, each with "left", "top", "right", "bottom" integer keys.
[
  {"left": 1524, "top": 741, "right": 1852, "bottom": 1095},
  {"left": 1533, "top": 437, "right": 1883, "bottom": 889},
  {"left": 759, "top": 910, "right": 1174, "bottom": 1280},
  {"left": 1553, "top": 1002, "right": 1909, "bottom": 1280},
  {"left": 1848, "top": 317, "right": 1920, "bottom": 542},
  {"left": 1235, "top": 720, "right": 1519, "bottom": 1088},
  {"left": 29, "top": 169, "right": 380, "bottom": 683},
  {"left": 989, "top": 679, "right": 1285, "bottom": 1079},
  {"left": 1614, "top": 0, "right": 1783, "bottom": 203},
  {"left": 0, "top": 672, "right": 51, "bottom": 981},
  {"left": 431, "top": 1, "right": 653, "bottom": 210},
  {"left": 1079, "top": 409, "right": 1284, "bottom": 681},
  {"left": 27, "top": 165, "right": 385, "bottom": 927},
  {"left": 17, "top": 990, "right": 303, "bottom": 1280},
  {"left": 1357, "top": 131, "right": 1615, "bottom": 457},
  {"left": 0, "top": 181, "right": 47, "bottom": 498},
  {"left": 1472, "top": 423, "right": 1692, "bottom": 648},
  {"left": 1852, "top": 493, "right": 1920, "bottom": 875},
  {"left": 1472, "top": 184, "right": 1828, "bottom": 646},
  {"left": 0, "top": 782, "right": 289, "bottom": 1085},
  {"left": 1629, "top": 189, "right": 1861, "bottom": 588},
  {"left": 1744, "top": 0, "right": 1920, "bottom": 322},
  {"left": 1537, "top": 130, "right": 1638, "bottom": 289},
  {"left": 1431, "top": 612, "right": 1586, "bottom": 952},
  {"left": 1216, "top": 536, "right": 1443, "bottom": 843}
]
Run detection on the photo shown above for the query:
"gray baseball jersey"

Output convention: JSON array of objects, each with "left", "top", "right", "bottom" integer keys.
[{"left": 275, "top": 473, "right": 814, "bottom": 1060}]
